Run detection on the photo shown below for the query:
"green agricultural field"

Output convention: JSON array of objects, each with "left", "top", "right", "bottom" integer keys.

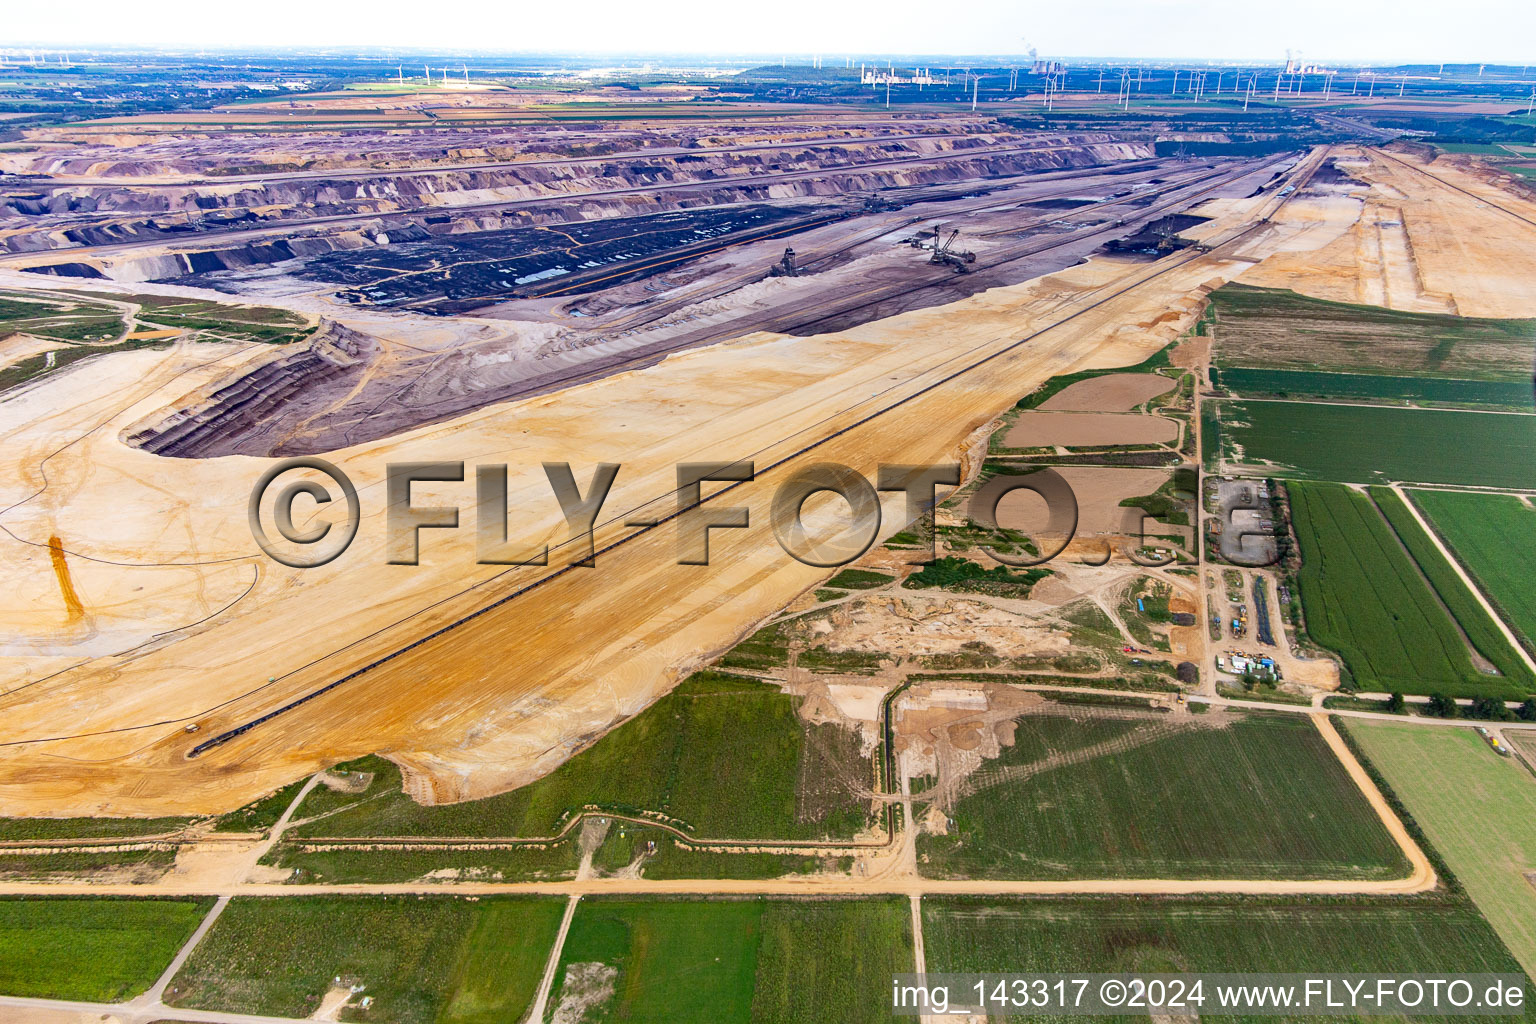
[
  {"left": 211, "top": 777, "right": 307, "bottom": 833},
  {"left": 1288, "top": 482, "right": 1529, "bottom": 698},
  {"left": 1207, "top": 282, "right": 1536, "bottom": 379},
  {"left": 166, "top": 896, "right": 564, "bottom": 1023},
  {"left": 0, "top": 897, "right": 211, "bottom": 1001},
  {"left": 546, "top": 897, "right": 910, "bottom": 1023},
  {"left": 1213, "top": 366, "right": 1533, "bottom": 409},
  {"left": 638, "top": 837, "right": 851, "bottom": 881},
  {"left": 1199, "top": 402, "right": 1223, "bottom": 473},
  {"left": 290, "top": 672, "right": 872, "bottom": 841},
  {"left": 0, "top": 847, "right": 176, "bottom": 882},
  {"left": 262, "top": 841, "right": 581, "bottom": 885},
  {"left": 923, "top": 897, "right": 1529, "bottom": 1023},
  {"left": 0, "top": 813, "right": 191, "bottom": 842},
  {"left": 916, "top": 709, "right": 1407, "bottom": 880},
  {"left": 1370, "top": 487, "right": 1535, "bottom": 690},
  {"left": 1344, "top": 721, "right": 1536, "bottom": 977},
  {"left": 268, "top": 818, "right": 850, "bottom": 885},
  {"left": 1215, "top": 400, "right": 1536, "bottom": 488},
  {"left": 1413, "top": 490, "right": 1536, "bottom": 653}
]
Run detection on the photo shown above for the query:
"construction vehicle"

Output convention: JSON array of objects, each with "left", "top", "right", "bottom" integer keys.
[
  {"left": 1155, "top": 220, "right": 1184, "bottom": 252},
  {"left": 905, "top": 227, "right": 939, "bottom": 249},
  {"left": 929, "top": 227, "right": 976, "bottom": 273},
  {"left": 767, "top": 247, "right": 799, "bottom": 278}
]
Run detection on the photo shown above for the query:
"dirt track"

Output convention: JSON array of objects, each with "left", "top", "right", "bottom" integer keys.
[
  {"left": 1388, "top": 483, "right": 1536, "bottom": 678},
  {"left": 0, "top": 701, "right": 1447, "bottom": 899},
  {"left": 15, "top": 139, "right": 1529, "bottom": 822},
  {"left": 0, "top": 150, "right": 1351, "bottom": 817}
]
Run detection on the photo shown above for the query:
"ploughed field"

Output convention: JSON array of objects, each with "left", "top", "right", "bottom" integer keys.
[{"left": 1207, "top": 283, "right": 1536, "bottom": 380}]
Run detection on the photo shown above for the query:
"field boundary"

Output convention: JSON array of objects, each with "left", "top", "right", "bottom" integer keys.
[
  {"left": 1397, "top": 487, "right": 1536, "bottom": 671},
  {"left": 1365, "top": 487, "right": 1503, "bottom": 675},
  {"left": 1307, "top": 713, "right": 1436, "bottom": 892}
]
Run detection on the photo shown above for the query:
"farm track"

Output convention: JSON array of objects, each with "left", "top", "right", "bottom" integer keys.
[
  {"left": 9, "top": 689, "right": 1523, "bottom": 853},
  {"left": 175, "top": 154, "right": 1305, "bottom": 762},
  {"left": 0, "top": 155, "right": 1290, "bottom": 763},
  {"left": 1364, "top": 488, "right": 1500, "bottom": 675},
  {"left": 1396, "top": 486, "right": 1536, "bottom": 670}
]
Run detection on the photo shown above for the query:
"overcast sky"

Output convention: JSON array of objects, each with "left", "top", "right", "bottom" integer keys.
[{"left": 4, "top": 0, "right": 1533, "bottom": 65}]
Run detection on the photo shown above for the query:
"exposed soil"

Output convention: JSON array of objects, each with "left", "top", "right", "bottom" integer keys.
[
  {"left": 814, "top": 595, "right": 1071, "bottom": 661},
  {"left": 991, "top": 466, "right": 1173, "bottom": 535},
  {"left": 549, "top": 962, "right": 617, "bottom": 1024},
  {"left": 1004, "top": 411, "right": 1179, "bottom": 447},
  {"left": 1039, "top": 372, "right": 1175, "bottom": 411},
  {"left": 0, "top": 147, "right": 1334, "bottom": 817},
  {"left": 1243, "top": 147, "right": 1536, "bottom": 320}
]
